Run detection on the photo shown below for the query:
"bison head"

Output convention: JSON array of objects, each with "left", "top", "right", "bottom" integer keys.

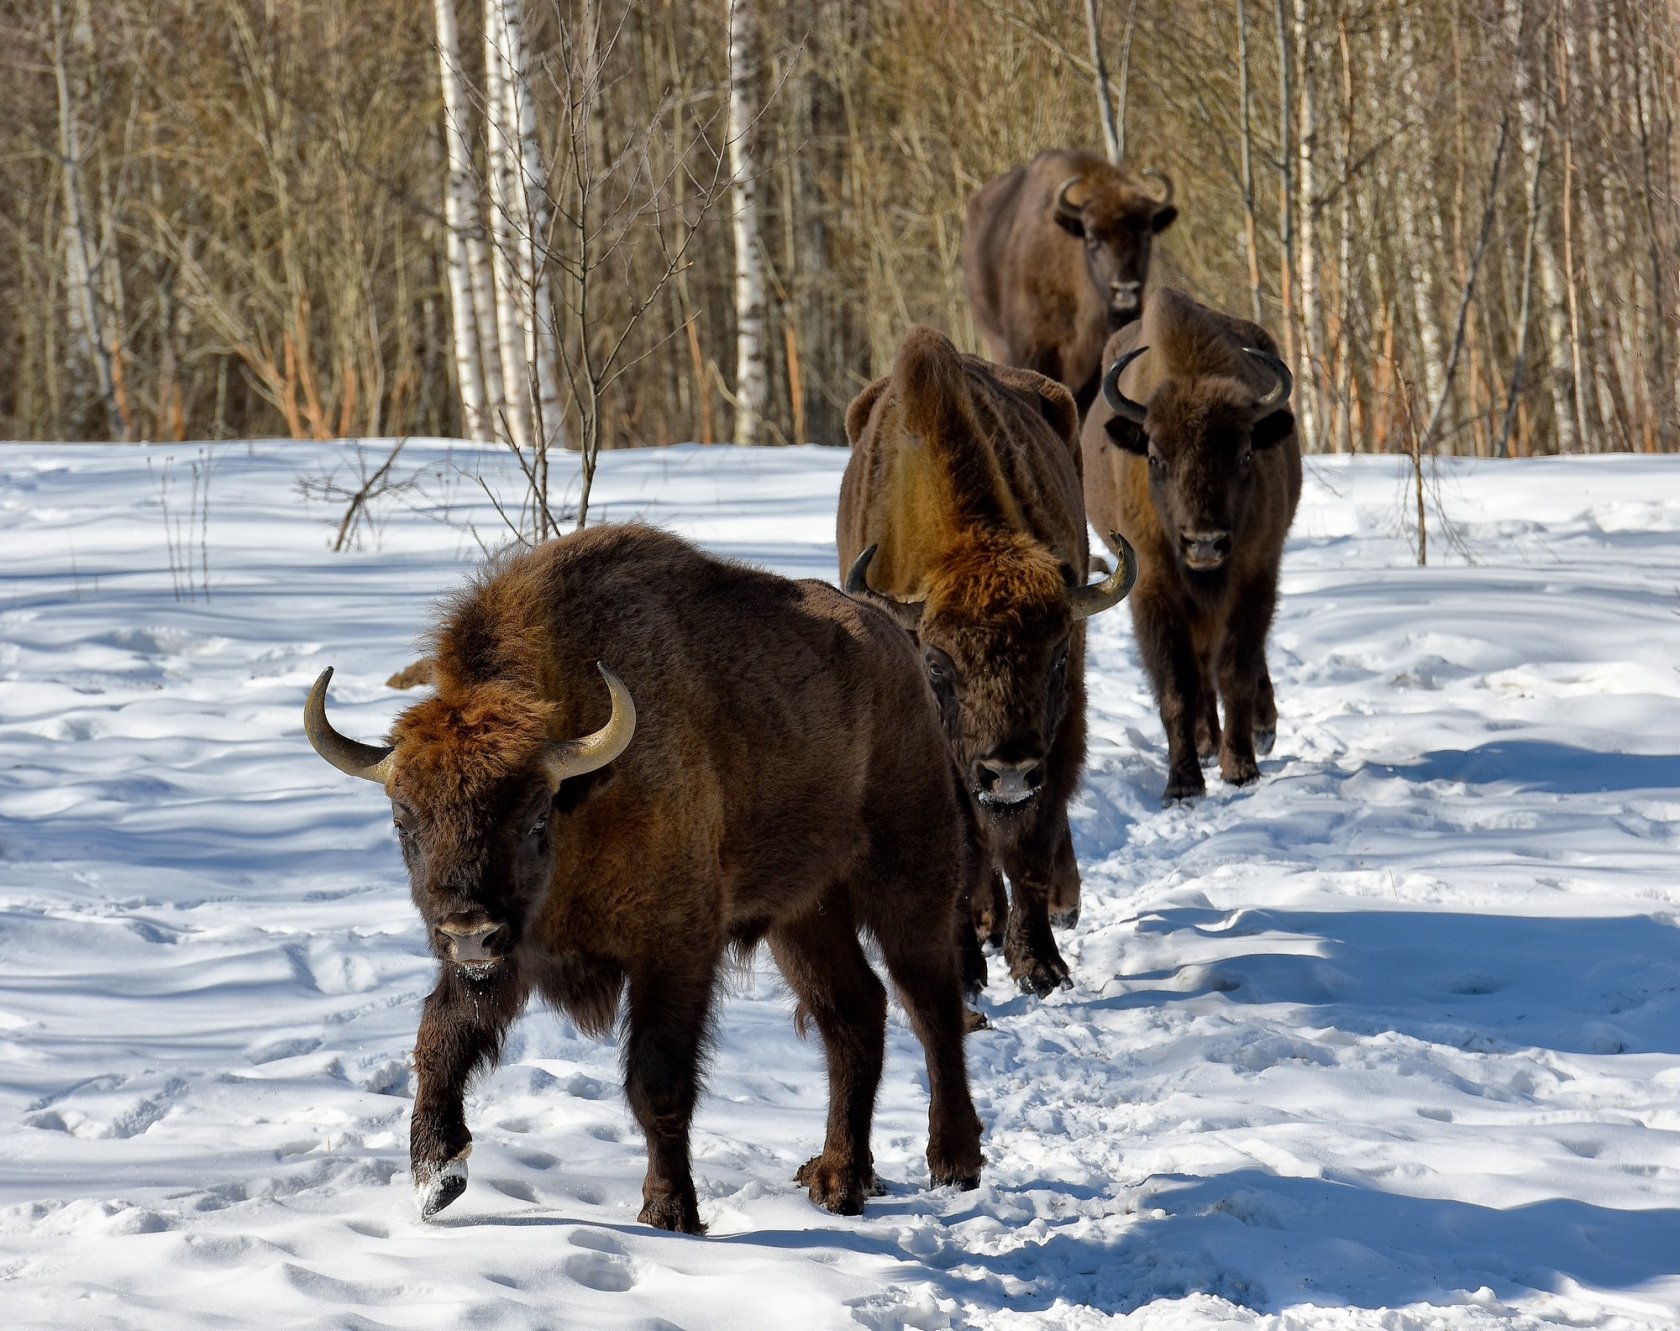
[
  {"left": 304, "top": 663, "right": 635, "bottom": 978},
  {"left": 1100, "top": 345, "right": 1295, "bottom": 581},
  {"left": 848, "top": 534, "right": 1135, "bottom": 811},
  {"left": 1054, "top": 170, "right": 1177, "bottom": 330}
]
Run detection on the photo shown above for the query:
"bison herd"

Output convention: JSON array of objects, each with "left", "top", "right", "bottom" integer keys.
[{"left": 306, "top": 148, "right": 1301, "bottom": 1235}]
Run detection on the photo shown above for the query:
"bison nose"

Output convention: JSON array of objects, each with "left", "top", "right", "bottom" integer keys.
[
  {"left": 1110, "top": 280, "right": 1142, "bottom": 310},
  {"left": 1180, "top": 529, "right": 1232, "bottom": 570},
  {"left": 437, "top": 915, "right": 507, "bottom": 964},
  {"left": 973, "top": 756, "right": 1046, "bottom": 806}
]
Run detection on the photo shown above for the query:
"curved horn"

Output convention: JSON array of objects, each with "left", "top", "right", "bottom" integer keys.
[
  {"left": 844, "top": 544, "right": 924, "bottom": 632},
  {"left": 305, "top": 667, "right": 396, "bottom": 785},
  {"left": 1054, "top": 175, "right": 1086, "bottom": 221},
  {"left": 541, "top": 662, "right": 637, "bottom": 789},
  {"left": 1101, "top": 346, "right": 1151, "bottom": 425},
  {"left": 1140, "top": 167, "right": 1174, "bottom": 207},
  {"left": 1069, "top": 534, "right": 1138, "bottom": 621},
  {"left": 1243, "top": 346, "right": 1294, "bottom": 416}
]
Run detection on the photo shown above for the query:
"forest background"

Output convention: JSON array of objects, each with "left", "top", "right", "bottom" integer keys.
[{"left": 4, "top": 0, "right": 1677, "bottom": 465}]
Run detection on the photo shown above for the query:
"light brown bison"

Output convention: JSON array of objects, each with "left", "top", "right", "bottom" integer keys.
[
  {"left": 838, "top": 327, "right": 1136, "bottom": 997},
  {"left": 1080, "top": 287, "right": 1302, "bottom": 804},
  {"left": 304, "top": 525, "right": 985, "bottom": 1234},
  {"left": 963, "top": 148, "right": 1178, "bottom": 415}
]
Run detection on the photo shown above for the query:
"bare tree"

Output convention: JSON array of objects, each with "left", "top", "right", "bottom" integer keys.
[{"left": 728, "top": 0, "right": 770, "bottom": 444}]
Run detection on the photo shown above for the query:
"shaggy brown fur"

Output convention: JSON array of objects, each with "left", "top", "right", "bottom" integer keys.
[
  {"left": 310, "top": 525, "right": 986, "bottom": 1234},
  {"left": 1081, "top": 287, "right": 1303, "bottom": 803},
  {"left": 963, "top": 148, "right": 1178, "bottom": 416},
  {"left": 838, "top": 325, "right": 1125, "bottom": 998}
]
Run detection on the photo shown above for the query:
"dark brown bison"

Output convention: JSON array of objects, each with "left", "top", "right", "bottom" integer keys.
[
  {"left": 1080, "top": 287, "right": 1302, "bottom": 804},
  {"left": 838, "top": 326, "right": 1136, "bottom": 998},
  {"left": 303, "top": 525, "right": 985, "bottom": 1234},
  {"left": 963, "top": 148, "right": 1178, "bottom": 414}
]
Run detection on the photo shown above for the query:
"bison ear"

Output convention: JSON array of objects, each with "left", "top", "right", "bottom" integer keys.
[
  {"left": 1252, "top": 408, "right": 1295, "bottom": 451},
  {"left": 844, "top": 377, "right": 888, "bottom": 447},
  {"left": 1151, "top": 205, "right": 1178, "bottom": 234},
  {"left": 1103, "top": 413, "right": 1150, "bottom": 456}
]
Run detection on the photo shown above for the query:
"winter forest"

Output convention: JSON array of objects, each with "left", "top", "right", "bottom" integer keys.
[{"left": 7, "top": 0, "right": 1678, "bottom": 461}]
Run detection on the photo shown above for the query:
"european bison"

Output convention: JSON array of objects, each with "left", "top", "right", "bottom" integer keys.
[
  {"left": 304, "top": 525, "right": 985, "bottom": 1234},
  {"left": 963, "top": 148, "right": 1178, "bottom": 415},
  {"left": 838, "top": 326, "right": 1136, "bottom": 997},
  {"left": 1080, "top": 287, "right": 1302, "bottom": 803}
]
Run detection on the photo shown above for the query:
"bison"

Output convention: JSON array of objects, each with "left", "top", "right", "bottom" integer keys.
[
  {"left": 303, "top": 524, "right": 985, "bottom": 1234},
  {"left": 963, "top": 148, "right": 1178, "bottom": 415},
  {"left": 838, "top": 326, "right": 1136, "bottom": 998},
  {"left": 1080, "top": 287, "right": 1302, "bottom": 804}
]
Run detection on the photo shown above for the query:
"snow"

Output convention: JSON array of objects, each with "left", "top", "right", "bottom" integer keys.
[{"left": 2, "top": 438, "right": 1678, "bottom": 1330}]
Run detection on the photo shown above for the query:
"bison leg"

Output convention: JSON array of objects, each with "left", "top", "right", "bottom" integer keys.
[
  {"left": 1215, "top": 583, "right": 1279, "bottom": 786},
  {"left": 768, "top": 901, "right": 888, "bottom": 1216},
  {"left": 970, "top": 864, "right": 1008, "bottom": 950},
  {"left": 874, "top": 913, "right": 984, "bottom": 1193},
  {"left": 1195, "top": 670, "right": 1222, "bottom": 762},
  {"left": 624, "top": 965, "right": 715, "bottom": 1235},
  {"left": 1046, "top": 824, "right": 1081, "bottom": 929},
  {"left": 1133, "top": 593, "right": 1208, "bottom": 802},
  {"left": 410, "top": 965, "right": 529, "bottom": 1220},
  {"left": 998, "top": 840, "right": 1072, "bottom": 997},
  {"left": 1254, "top": 665, "right": 1279, "bottom": 756}
]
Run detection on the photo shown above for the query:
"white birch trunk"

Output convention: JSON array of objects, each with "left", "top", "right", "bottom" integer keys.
[
  {"left": 728, "top": 0, "right": 769, "bottom": 445},
  {"left": 1509, "top": 0, "right": 1576, "bottom": 452},
  {"left": 1293, "top": 0, "right": 1323, "bottom": 452},
  {"left": 1396, "top": 15, "right": 1446, "bottom": 409},
  {"left": 483, "top": 0, "right": 532, "bottom": 454},
  {"left": 496, "top": 0, "right": 566, "bottom": 453},
  {"left": 432, "top": 0, "right": 490, "bottom": 439},
  {"left": 51, "top": 0, "right": 123, "bottom": 440}
]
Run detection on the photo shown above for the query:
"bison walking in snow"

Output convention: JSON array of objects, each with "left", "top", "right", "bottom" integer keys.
[
  {"left": 304, "top": 525, "right": 984, "bottom": 1233},
  {"left": 963, "top": 148, "right": 1178, "bottom": 415},
  {"left": 839, "top": 326, "right": 1136, "bottom": 997},
  {"left": 1081, "top": 287, "right": 1302, "bottom": 803}
]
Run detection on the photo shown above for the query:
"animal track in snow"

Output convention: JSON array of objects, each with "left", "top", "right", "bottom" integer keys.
[{"left": 563, "top": 1229, "right": 636, "bottom": 1293}]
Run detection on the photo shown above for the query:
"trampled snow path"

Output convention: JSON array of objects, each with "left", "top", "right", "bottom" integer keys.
[{"left": 1, "top": 440, "right": 1677, "bottom": 1330}]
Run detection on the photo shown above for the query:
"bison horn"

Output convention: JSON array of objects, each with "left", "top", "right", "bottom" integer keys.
[
  {"left": 541, "top": 662, "right": 637, "bottom": 789},
  {"left": 845, "top": 544, "right": 924, "bottom": 632},
  {"left": 1140, "top": 167, "right": 1174, "bottom": 207},
  {"left": 1054, "top": 175, "right": 1086, "bottom": 222},
  {"left": 305, "top": 667, "right": 396, "bottom": 785},
  {"left": 1243, "top": 346, "right": 1294, "bottom": 415},
  {"left": 1101, "top": 346, "right": 1151, "bottom": 425},
  {"left": 1069, "top": 534, "right": 1138, "bottom": 621}
]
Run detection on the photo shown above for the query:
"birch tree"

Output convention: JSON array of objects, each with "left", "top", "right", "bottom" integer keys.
[
  {"left": 50, "top": 0, "right": 124, "bottom": 440},
  {"left": 433, "top": 0, "right": 492, "bottom": 439},
  {"left": 728, "top": 0, "right": 769, "bottom": 445}
]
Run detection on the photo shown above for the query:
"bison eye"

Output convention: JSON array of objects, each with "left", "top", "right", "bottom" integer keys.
[
  {"left": 1147, "top": 453, "right": 1164, "bottom": 473},
  {"left": 528, "top": 815, "right": 549, "bottom": 840},
  {"left": 924, "top": 648, "right": 957, "bottom": 691},
  {"left": 1239, "top": 450, "right": 1254, "bottom": 470}
]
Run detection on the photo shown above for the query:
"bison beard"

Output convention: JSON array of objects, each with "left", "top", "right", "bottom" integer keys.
[
  {"left": 838, "top": 326, "right": 1135, "bottom": 998},
  {"left": 304, "top": 525, "right": 984, "bottom": 1233}
]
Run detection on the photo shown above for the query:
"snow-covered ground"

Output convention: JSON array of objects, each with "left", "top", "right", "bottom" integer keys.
[{"left": 1, "top": 439, "right": 1677, "bottom": 1330}]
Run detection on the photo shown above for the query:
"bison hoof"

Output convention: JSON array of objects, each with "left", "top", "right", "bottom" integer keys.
[
  {"left": 1221, "top": 755, "right": 1261, "bottom": 786},
  {"left": 1162, "top": 771, "right": 1206, "bottom": 804},
  {"left": 1049, "top": 905, "right": 1080, "bottom": 929},
  {"left": 1255, "top": 728, "right": 1276, "bottom": 756},
  {"left": 927, "top": 1145, "right": 983, "bottom": 1192},
  {"left": 638, "top": 1192, "right": 705, "bottom": 1234},
  {"left": 796, "top": 1154, "right": 871, "bottom": 1215},
  {"left": 962, "top": 1005, "right": 992, "bottom": 1034},
  {"left": 1012, "top": 957, "right": 1071, "bottom": 998},
  {"left": 414, "top": 1156, "right": 469, "bottom": 1220}
]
